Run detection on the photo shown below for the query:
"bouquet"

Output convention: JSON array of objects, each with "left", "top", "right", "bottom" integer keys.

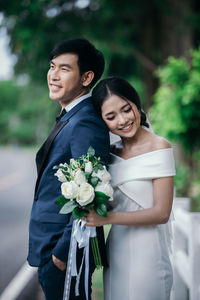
[{"left": 54, "top": 146, "right": 113, "bottom": 269}]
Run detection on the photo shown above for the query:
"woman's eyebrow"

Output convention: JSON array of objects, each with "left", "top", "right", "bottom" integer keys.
[
  {"left": 105, "top": 111, "right": 115, "bottom": 117},
  {"left": 104, "top": 104, "right": 131, "bottom": 117}
]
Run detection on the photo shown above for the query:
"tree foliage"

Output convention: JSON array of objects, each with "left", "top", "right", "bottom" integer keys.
[
  {"left": 149, "top": 49, "right": 200, "bottom": 152},
  {"left": 1, "top": 0, "right": 200, "bottom": 107},
  {"left": 149, "top": 48, "right": 200, "bottom": 210},
  {"left": 0, "top": 80, "right": 57, "bottom": 145}
]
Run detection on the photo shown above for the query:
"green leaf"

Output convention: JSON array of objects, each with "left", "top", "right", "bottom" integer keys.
[
  {"left": 94, "top": 203, "right": 107, "bottom": 217},
  {"left": 95, "top": 191, "right": 110, "bottom": 204},
  {"left": 90, "top": 176, "right": 99, "bottom": 188},
  {"left": 86, "top": 203, "right": 95, "bottom": 209},
  {"left": 85, "top": 172, "right": 91, "bottom": 180},
  {"left": 89, "top": 156, "right": 96, "bottom": 163},
  {"left": 59, "top": 201, "right": 77, "bottom": 214},
  {"left": 98, "top": 164, "right": 104, "bottom": 170},
  {"left": 93, "top": 166, "right": 98, "bottom": 173},
  {"left": 87, "top": 146, "right": 95, "bottom": 156},
  {"left": 60, "top": 167, "right": 69, "bottom": 172},
  {"left": 72, "top": 206, "right": 86, "bottom": 219},
  {"left": 55, "top": 196, "right": 70, "bottom": 207}
]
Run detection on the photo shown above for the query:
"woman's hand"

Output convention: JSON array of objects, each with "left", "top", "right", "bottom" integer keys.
[{"left": 84, "top": 210, "right": 108, "bottom": 227}]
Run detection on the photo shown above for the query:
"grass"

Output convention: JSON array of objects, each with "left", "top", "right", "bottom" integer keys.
[{"left": 92, "top": 269, "right": 104, "bottom": 300}]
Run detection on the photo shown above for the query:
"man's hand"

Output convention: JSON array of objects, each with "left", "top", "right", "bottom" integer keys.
[{"left": 52, "top": 254, "right": 66, "bottom": 271}]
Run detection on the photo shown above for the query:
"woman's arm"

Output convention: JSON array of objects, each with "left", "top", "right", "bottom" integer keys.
[{"left": 85, "top": 176, "right": 174, "bottom": 227}]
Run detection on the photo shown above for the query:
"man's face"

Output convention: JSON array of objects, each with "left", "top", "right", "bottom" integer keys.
[{"left": 47, "top": 53, "right": 84, "bottom": 107}]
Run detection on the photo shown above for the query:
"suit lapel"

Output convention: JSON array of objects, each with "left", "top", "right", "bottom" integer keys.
[
  {"left": 34, "top": 97, "right": 92, "bottom": 199},
  {"left": 60, "top": 96, "right": 92, "bottom": 122},
  {"left": 36, "top": 120, "right": 69, "bottom": 174},
  {"left": 34, "top": 119, "right": 69, "bottom": 197},
  {"left": 36, "top": 97, "right": 92, "bottom": 174}
]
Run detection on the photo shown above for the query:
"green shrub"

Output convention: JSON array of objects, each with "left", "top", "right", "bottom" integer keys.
[
  {"left": 149, "top": 48, "right": 200, "bottom": 211},
  {"left": 0, "top": 79, "right": 58, "bottom": 145}
]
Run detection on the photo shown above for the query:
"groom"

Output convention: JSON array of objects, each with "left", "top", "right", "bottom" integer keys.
[{"left": 27, "top": 38, "right": 110, "bottom": 300}]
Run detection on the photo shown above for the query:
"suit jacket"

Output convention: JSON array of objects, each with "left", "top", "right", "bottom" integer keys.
[{"left": 27, "top": 97, "right": 110, "bottom": 267}]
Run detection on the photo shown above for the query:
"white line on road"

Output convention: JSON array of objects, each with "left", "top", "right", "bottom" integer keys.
[{"left": 0, "top": 262, "right": 37, "bottom": 300}]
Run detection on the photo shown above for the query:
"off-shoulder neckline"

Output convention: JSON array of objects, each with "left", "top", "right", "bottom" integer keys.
[{"left": 110, "top": 147, "right": 173, "bottom": 161}]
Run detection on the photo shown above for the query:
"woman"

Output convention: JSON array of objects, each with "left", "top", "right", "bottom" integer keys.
[{"left": 85, "top": 77, "right": 175, "bottom": 300}]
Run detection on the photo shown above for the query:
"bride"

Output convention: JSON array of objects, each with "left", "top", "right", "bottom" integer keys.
[{"left": 85, "top": 77, "right": 175, "bottom": 300}]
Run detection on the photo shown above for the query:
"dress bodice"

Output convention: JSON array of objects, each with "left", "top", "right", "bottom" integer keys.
[{"left": 109, "top": 148, "right": 176, "bottom": 210}]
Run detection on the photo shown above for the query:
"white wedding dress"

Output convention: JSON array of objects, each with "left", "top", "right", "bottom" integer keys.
[{"left": 104, "top": 148, "right": 176, "bottom": 300}]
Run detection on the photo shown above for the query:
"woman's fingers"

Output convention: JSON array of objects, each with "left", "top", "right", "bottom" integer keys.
[
  {"left": 85, "top": 222, "right": 96, "bottom": 227},
  {"left": 81, "top": 210, "right": 101, "bottom": 226}
]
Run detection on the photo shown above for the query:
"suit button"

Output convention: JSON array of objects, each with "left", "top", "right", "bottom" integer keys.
[{"left": 34, "top": 196, "right": 38, "bottom": 201}]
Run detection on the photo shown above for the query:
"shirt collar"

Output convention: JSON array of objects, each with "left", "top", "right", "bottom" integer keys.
[{"left": 64, "top": 92, "right": 91, "bottom": 113}]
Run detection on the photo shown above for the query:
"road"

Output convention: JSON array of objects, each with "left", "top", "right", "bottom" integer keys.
[
  {"left": 0, "top": 147, "right": 101, "bottom": 300},
  {"left": 0, "top": 147, "right": 38, "bottom": 294}
]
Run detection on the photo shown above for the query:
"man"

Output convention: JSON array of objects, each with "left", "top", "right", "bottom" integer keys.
[{"left": 28, "top": 38, "right": 110, "bottom": 300}]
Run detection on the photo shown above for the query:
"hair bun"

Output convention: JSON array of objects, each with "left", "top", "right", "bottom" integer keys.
[{"left": 140, "top": 110, "right": 149, "bottom": 128}]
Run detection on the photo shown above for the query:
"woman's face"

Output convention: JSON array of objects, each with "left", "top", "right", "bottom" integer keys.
[{"left": 101, "top": 94, "right": 141, "bottom": 138}]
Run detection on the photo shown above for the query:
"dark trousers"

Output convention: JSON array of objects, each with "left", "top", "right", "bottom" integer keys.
[{"left": 38, "top": 249, "right": 95, "bottom": 300}]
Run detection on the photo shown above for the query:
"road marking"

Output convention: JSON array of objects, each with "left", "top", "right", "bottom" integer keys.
[
  {"left": 0, "top": 171, "right": 25, "bottom": 191},
  {"left": 0, "top": 262, "right": 37, "bottom": 300}
]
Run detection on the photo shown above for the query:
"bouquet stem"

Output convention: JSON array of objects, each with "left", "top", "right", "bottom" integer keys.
[{"left": 91, "top": 237, "right": 102, "bottom": 269}]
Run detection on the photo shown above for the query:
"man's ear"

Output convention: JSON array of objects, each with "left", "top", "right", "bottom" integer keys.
[{"left": 82, "top": 71, "right": 94, "bottom": 87}]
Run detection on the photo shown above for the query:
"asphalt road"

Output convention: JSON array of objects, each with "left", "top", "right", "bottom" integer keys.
[
  {"left": 0, "top": 146, "right": 101, "bottom": 300},
  {"left": 0, "top": 147, "right": 37, "bottom": 294}
]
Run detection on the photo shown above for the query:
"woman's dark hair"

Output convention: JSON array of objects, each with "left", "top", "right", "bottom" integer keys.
[
  {"left": 92, "top": 76, "right": 149, "bottom": 128},
  {"left": 50, "top": 38, "right": 105, "bottom": 88}
]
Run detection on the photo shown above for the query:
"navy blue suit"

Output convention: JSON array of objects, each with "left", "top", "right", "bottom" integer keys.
[{"left": 28, "top": 97, "right": 110, "bottom": 299}]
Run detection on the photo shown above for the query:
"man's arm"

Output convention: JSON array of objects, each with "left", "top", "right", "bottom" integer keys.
[
  {"left": 52, "top": 215, "right": 73, "bottom": 269},
  {"left": 70, "top": 117, "right": 110, "bottom": 164},
  {"left": 52, "top": 116, "right": 110, "bottom": 268}
]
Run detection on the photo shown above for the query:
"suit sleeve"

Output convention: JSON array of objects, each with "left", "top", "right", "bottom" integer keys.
[
  {"left": 70, "top": 116, "right": 110, "bottom": 164},
  {"left": 52, "top": 215, "right": 73, "bottom": 262},
  {"left": 52, "top": 116, "right": 110, "bottom": 262}
]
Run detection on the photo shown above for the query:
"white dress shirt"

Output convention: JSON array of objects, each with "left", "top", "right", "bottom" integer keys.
[{"left": 64, "top": 92, "right": 91, "bottom": 113}]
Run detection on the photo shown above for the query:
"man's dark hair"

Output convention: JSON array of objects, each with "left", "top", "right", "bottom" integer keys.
[{"left": 50, "top": 38, "right": 105, "bottom": 88}]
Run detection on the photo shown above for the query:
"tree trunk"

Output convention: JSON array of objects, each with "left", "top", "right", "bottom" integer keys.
[{"left": 160, "top": 0, "right": 193, "bottom": 60}]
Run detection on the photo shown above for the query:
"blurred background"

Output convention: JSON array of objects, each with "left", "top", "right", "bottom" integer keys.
[{"left": 0, "top": 0, "right": 200, "bottom": 299}]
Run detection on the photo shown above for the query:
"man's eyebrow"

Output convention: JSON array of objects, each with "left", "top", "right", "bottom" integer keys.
[
  {"left": 50, "top": 61, "right": 73, "bottom": 69},
  {"left": 60, "top": 63, "right": 73, "bottom": 69}
]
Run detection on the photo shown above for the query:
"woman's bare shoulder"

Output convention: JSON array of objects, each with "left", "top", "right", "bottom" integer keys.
[{"left": 148, "top": 133, "right": 172, "bottom": 151}]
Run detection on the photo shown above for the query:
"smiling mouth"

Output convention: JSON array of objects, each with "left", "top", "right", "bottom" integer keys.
[
  {"left": 49, "top": 84, "right": 62, "bottom": 91},
  {"left": 119, "top": 122, "right": 134, "bottom": 130},
  {"left": 119, "top": 122, "right": 134, "bottom": 132}
]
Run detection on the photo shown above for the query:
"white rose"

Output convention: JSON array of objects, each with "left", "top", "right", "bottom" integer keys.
[
  {"left": 92, "top": 167, "right": 111, "bottom": 182},
  {"left": 54, "top": 168, "right": 67, "bottom": 182},
  {"left": 76, "top": 183, "right": 95, "bottom": 206},
  {"left": 61, "top": 181, "right": 79, "bottom": 199},
  {"left": 68, "top": 168, "right": 75, "bottom": 177},
  {"left": 85, "top": 161, "right": 93, "bottom": 173},
  {"left": 74, "top": 169, "right": 87, "bottom": 185},
  {"left": 95, "top": 182, "right": 113, "bottom": 200},
  {"left": 70, "top": 158, "right": 79, "bottom": 168}
]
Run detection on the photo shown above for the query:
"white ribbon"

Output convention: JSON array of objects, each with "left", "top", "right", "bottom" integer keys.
[{"left": 63, "top": 219, "right": 96, "bottom": 300}]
